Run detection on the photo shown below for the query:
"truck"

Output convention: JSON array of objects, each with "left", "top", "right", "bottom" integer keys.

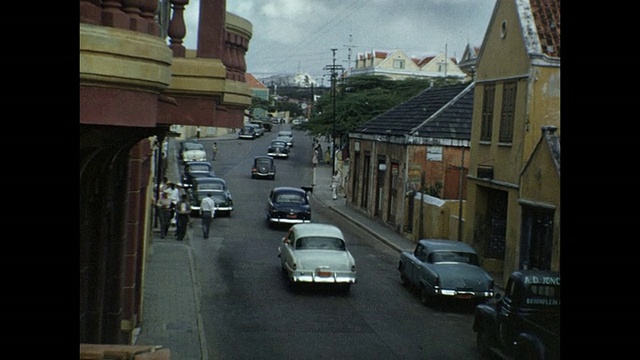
[{"left": 472, "top": 270, "right": 560, "bottom": 360}]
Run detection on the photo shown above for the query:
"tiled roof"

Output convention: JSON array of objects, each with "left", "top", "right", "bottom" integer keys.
[
  {"left": 530, "top": 0, "right": 560, "bottom": 57},
  {"left": 246, "top": 73, "right": 267, "bottom": 89},
  {"left": 353, "top": 83, "right": 473, "bottom": 139}
]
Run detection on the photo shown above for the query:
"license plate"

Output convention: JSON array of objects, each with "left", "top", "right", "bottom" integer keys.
[
  {"left": 457, "top": 294, "right": 473, "bottom": 299},
  {"left": 316, "top": 271, "right": 332, "bottom": 277}
]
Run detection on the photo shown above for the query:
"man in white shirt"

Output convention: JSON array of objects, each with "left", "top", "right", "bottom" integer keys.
[{"left": 200, "top": 193, "right": 216, "bottom": 239}]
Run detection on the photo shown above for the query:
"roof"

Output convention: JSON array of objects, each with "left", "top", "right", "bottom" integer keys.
[
  {"left": 353, "top": 83, "right": 474, "bottom": 139},
  {"left": 245, "top": 73, "right": 268, "bottom": 89},
  {"left": 517, "top": 0, "right": 561, "bottom": 59},
  {"left": 418, "top": 239, "right": 477, "bottom": 253},
  {"left": 272, "top": 186, "right": 307, "bottom": 194},
  {"left": 291, "top": 223, "right": 344, "bottom": 240}
]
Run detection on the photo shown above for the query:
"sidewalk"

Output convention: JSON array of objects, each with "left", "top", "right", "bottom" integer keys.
[{"left": 134, "top": 132, "right": 503, "bottom": 359}]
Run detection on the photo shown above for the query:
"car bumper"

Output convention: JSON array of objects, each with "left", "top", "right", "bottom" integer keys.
[
  {"left": 267, "top": 152, "right": 289, "bottom": 158},
  {"left": 435, "top": 289, "right": 495, "bottom": 300},
  {"left": 290, "top": 270, "right": 357, "bottom": 284},
  {"left": 252, "top": 172, "right": 275, "bottom": 177},
  {"left": 269, "top": 217, "right": 311, "bottom": 224}
]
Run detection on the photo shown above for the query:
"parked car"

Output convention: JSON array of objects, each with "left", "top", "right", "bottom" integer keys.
[
  {"left": 238, "top": 125, "right": 258, "bottom": 139},
  {"left": 251, "top": 155, "right": 276, "bottom": 180},
  {"left": 278, "top": 223, "right": 356, "bottom": 293},
  {"left": 266, "top": 186, "right": 311, "bottom": 229},
  {"left": 267, "top": 139, "right": 290, "bottom": 159},
  {"left": 188, "top": 177, "right": 233, "bottom": 217},
  {"left": 252, "top": 119, "right": 272, "bottom": 132},
  {"left": 178, "top": 139, "right": 199, "bottom": 159},
  {"left": 181, "top": 141, "right": 207, "bottom": 162},
  {"left": 276, "top": 130, "right": 294, "bottom": 147},
  {"left": 180, "top": 161, "right": 215, "bottom": 188},
  {"left": 398, "top": 239, "right": 495, "bottom": 307},
  {"left": 247, "top": 123, "right": 264, "bottom": 137},
  {"left": 473, "top": 270, "right": 560, "bottom": 360}
]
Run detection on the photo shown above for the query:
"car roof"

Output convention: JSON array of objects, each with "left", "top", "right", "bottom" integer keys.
[
  {"left": 291, "top": 223, "right": 344, "bottom": 239},
  {"left": 193, "top": 177, "right": 226, "bottom": 184},
  {"left": 185, "top": 161, "right": 211, "bottom": 167},
  {"left": 272, "top": 186, "right": 307, "bottom": 194},
  {"left": 417, "top": 239, "right": 477, "bottom": 253},
  {"left": 255, "top": 155, "right": 273, "bottom": 160}
]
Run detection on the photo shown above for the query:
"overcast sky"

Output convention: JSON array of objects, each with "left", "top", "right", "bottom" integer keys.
[{"left": 183, "top": 0, "right": 496, "bottom": 80}]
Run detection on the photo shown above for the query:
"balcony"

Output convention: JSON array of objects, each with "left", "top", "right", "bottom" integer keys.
[{"left": 80, "top": 0, "right": 253, "bottom": 129}]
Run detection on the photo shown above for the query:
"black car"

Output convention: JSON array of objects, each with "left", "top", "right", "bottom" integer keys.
[
  {"left": 238, "top": 125, "right": 258, "bottom": 139},
  {"left": 251, "top": 155, "right": 276, "bottom": 180},
  {"left": 266, "top": 186, "right": 311, "bottom": 229},
  {"left": 188, "top": 177, "right": 233, "bottom": 217},
  {"left": 178, "top": 138, "right": 199, "bottom": 159},
  {"left": 267, "top": 139, "right": 290, "bottom": 159},
  {"left": 180, "top": 161, "right": 215, "bottom": 188}
]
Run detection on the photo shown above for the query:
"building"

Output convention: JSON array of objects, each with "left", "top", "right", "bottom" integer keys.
[
  {"left": 80, "top": 0, "right": 252, "bottom": 354},
  {"left": 347, "top": 83, "right": 474, "bottom": 241},
  {"left": 351, "top": 49, "right": 466, "bottom": 81},
  {"left": 246, "top": 73, "right": 270, "bottom": 120},
  {"left": 465, "top": 0, "right": 560, "bottom": 284},
  {"left": 458, "top": 43, "right": 481, "bottom": 80}
]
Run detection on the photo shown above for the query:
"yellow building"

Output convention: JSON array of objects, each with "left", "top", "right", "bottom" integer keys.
[{"left": 465, "top": 0, "right": 560, "bottom": 284}]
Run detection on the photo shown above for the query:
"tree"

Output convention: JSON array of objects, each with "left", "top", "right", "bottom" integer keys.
[{"left": 307, "top": 75, "right": 469, "bottom": 142}]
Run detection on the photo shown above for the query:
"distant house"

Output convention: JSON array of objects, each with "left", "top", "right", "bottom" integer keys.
[
  {"left": 458, "top": 44, "right": 481, "bottom": 80},
  {"left": 465, "top": 0, "right": 560, "bottom": 283},
  {"left": 351, "top": 49, "right": 466, "bottom": 81},
  {"left": 246, "top": 73, "right": 269, "bottom": 120},
  {"left": 347, "top": 83, "right": 474, "bottom": 241}
]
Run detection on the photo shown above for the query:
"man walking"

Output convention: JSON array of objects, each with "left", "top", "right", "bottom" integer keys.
[
  {"left": 156, "top": 192, "right": 173, "bottom": 239},
  {"left": 200, "top": 192, "right": 216, "bottom": 239},
  {"left": 175, "top": 194, "right": 191, "bottom": 241}
]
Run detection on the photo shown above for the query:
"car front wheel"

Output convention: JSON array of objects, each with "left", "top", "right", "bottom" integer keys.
[{"left": 420, "top": 285, "right": 431, "bottom": 306}]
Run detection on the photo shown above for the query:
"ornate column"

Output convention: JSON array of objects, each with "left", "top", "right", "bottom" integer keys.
[
  {"left": 139, "top": 0, "right": 160, "bottom": 36},
  {"left": 102, "top": 0, "right": 130, "bottom": 29},
  {"left": 122, "top": 0, "right": 145, "bottom": 32},
  {"left": 80, "top": 0, "right": 102, "bottom": 25},
  {"left": 168, "top": 0, "right": 189, "bottom": 57}
]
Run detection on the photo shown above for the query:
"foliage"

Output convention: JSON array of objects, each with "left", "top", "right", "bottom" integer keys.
[{"left": 307, "top": 75, "right": 469, "bottom": 141}]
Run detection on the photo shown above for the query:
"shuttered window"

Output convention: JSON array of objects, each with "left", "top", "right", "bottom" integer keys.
[
  {"left": 499, "top": 81, "right": 517, "bottom": 143},
  {"left": 480, "top": 84, "right": 495, "bottom": 142}
]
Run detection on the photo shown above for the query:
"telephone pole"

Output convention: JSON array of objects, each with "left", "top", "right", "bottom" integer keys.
[
  {"left": 324, "top": 49, "right": 344, "bottom": 173},
  {"left": 343, "top": 34, "right": 359, "bottom": 72}
]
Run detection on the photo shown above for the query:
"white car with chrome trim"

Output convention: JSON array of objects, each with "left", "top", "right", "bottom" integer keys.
[{"left": 278, "top": 223, "right": 356, "bottom": 293}]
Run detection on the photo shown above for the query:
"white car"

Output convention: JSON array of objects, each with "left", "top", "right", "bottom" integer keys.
[
  {"left": 276, "top": 130, "right": 294, "bottom": 147},
  {"left": 278, "top": 223, "right": 356, "bottom": 293},
  {"left": 181, "top": 142, "right": 207, "bottom": 162}
]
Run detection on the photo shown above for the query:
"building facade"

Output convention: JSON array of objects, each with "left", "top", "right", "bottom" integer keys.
[
  {"left": 80, "top": 0, "right": 252, "bottom": 353},
  {"left": 351, "top": 49, "right": 466, "bottom": 81},
  {"left": 465, "top": 0, "right": 560, "bottom": 284}
]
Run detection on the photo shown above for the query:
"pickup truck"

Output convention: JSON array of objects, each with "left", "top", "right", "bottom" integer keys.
[{"left": 473, "top": 270, "right": 560, "bottom": 360}]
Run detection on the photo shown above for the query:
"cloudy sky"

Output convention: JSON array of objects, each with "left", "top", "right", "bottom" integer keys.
[{"left": 183, "top": 0, "right": 496, "bottom": 80}]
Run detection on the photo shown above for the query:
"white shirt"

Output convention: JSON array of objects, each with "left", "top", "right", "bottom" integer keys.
[
  {"left": 200, "top": 196, "right": 216, "bottom": 216},
  {"left": 165, "top": 187, "right": 180, "bottom": 204}
]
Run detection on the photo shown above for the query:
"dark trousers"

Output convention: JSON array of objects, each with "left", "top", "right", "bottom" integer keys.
[
  {"left": 176, "top": 214, "right": 189, "bottom": 240},
  {"left": 201, "top": 211, "right": 212, "bottom": 238},
  {"left": 159, "top": 208, "right": 172, "bottom": 238}
]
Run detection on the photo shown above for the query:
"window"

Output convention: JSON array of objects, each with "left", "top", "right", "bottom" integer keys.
[
  {"left": 480, "top": 84, "right": 495, "bottom": 141},
  {"left": 393, "top": 59, "right": 405, "bottom": 69},
  {"left": 499, "top": 81, "right": 517, "bottom": 143}
]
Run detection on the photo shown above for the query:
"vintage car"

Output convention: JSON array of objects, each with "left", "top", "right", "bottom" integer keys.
[
  {"left": 251, "top": 119, "right": 272, "bottom": 132},
  {"left": 278, "top": 223, "right": 356, "bottom": 293},
  {"left": 251, "top": 155, "right": 276, "bottom": 180},
  {"left": 180, "top": 161, "right": 215, "bottom": 188},
  {"left": 247, "top": 123, "right": 264, "bottom": 137},
  {"left": 238, "top": 125, "right": 258, "bottom": 139},
  {"left": 473, "top": 270, "right": 560, "bottom": 360},
  {"left": 266, "top": 186, "right": 311, "bottom": 228},
  {"left": 276, "top": 130, "right": 294, "bottom": 147},
  {"left": 178, "top": 139, "right": 199, "bottom": 159},
  {"left": 267, "top": 139, "right": 290, "bottom": 159},
  {"left": 188, "top": 177, "right": 233, "bottom": 217},
  {"left": 181, "top": 141, "right": 207, "bottom": 162},
  {"left": 398, "top": 239, "right": 495, "bottom": 306}
]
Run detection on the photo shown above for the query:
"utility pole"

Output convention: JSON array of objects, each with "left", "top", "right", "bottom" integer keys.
[
  {"left": 343, "top": 34, "right": 358, "bottom": 72},
  {"left": 324, "top": 49, "right": 344, "bottom": 174}
]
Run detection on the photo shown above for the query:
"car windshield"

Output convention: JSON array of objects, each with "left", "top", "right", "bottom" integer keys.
[
  {"left": 275, "top": 192, "right": 306, "bottom": 204},
  {"left": 428, "top": 251, "right": 479, "bottom": 265},
  {"left": 278, "top": 131, "right": 292, "bottom": 137},
  {"left": 184, "top": 143, "right": 203, "bottom": 151},
  {"left": 197, "top": 182, "right": 224, "bottom": 191},
  {"left": 295, "top": 237, "right": 345, "bottom": 251},
  {"left": 188, "top": 164, "right": 210, "bottom": 172}
]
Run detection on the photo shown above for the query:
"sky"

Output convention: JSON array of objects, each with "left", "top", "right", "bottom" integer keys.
[{"left": 183, "top": 0, "right": 497, "bottom": 81}]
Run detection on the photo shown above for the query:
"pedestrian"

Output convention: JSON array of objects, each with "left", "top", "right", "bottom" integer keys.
[
  {"left": 312, "top": 149, "right": 319, "bottom": 167},
  {"left": 331, "top": 170, "right": 341, "bottom": 200},
  {"left": 200, "top": 192, "right": 216, "bottom": 239},
  {"left": 316, "top": 144, "right": 324, "bottom": 163},
  {"left": 156, "top": 192, "right": 173, "bottom": 239},
  {"left": 164, "top": 182, "right": 180, "bottom": 226},
  {"left": 212, "top": 142, "right": 218, "bottom": 161},
  {"left": 196, "top": 126, "right": 201, "bottom": 138},
  {"left": 175, "top": 194, "right": 191, "bottom": 241}
]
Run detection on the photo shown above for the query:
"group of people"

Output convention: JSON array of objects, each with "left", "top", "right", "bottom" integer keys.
[{"left": 156, "top": 176, "right": 217, "bottom": 241}]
